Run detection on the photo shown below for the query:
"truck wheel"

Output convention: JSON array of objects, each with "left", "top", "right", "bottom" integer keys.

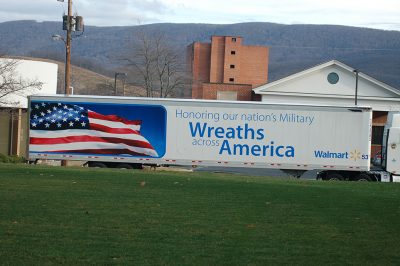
[
  {"left": 325, "top": 173, "right": 343, "bottom": 181},
  {"left": 355, "top": 173, "right": 371, "bottom": 182},
  {"left": 89, "top": 162, "right": 107, "bottom": 168},
  {"left": 116, "top": 163, "right": 133, "bottom": 169}
]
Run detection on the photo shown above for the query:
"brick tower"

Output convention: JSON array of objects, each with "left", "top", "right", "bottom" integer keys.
[{"left": 187, "top": 36, "right": 269, "bottom": 101}]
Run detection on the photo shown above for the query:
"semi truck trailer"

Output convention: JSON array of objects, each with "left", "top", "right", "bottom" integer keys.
[{"left": 27, "top": 95, "right": 400, "bottom": 182}]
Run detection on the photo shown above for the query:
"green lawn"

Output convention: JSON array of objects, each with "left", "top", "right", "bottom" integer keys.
[{"left": 0, "top": 163, "right": 400, "bottom": 265}]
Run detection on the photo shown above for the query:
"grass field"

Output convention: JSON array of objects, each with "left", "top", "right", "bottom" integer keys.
[{"left": 1, "top": 163, "right": 400, "bottom": 265}]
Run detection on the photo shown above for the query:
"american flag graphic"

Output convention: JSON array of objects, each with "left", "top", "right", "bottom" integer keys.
[{"left": 29, "top": 102, "right": 158, "bottom": 157}]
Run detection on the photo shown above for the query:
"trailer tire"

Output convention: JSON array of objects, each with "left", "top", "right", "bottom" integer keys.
[
  {"left": 89, "top": 162, "right": 107, "bottom": 168},
  {"left": 325, "top": 173, "right": 343, "bottom": 181},
  {"left": 116, "top": 163, "right": 133, "bottom": 169},
  {"left": 355, "top": 173, "right": 371, "bottom": 182}
]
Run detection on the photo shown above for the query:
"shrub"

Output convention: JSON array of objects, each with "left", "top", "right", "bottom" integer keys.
[
  {"left": 0, "top": 154, "right": 25, "bottom": 163},
  {"left": 0, "top": 153, "right": 9, "bottom": 163}
]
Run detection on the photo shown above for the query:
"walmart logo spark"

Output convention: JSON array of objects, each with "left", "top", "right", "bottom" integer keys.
[{"left": 350, "top": 150, "right": 361, "bottom": 161}]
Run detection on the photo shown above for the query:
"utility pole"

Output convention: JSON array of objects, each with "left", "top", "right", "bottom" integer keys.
[
  {"left": 354, "top": 69, "right": 359, "bottom": 106},
  {"left": 61, "top": 0, "right": 72, "bottom": 167},
  {"left": 55, "top": 0, "right": 83, "bottom": 96},
  {"left": 65, "top": 0, "right": 72, "bottom": 95},
  {"left": 60, "top": 0, "right": 74, "bottom": 167},
  {"left": 55, "top": 0, "right": 83, "bottom": 166}
]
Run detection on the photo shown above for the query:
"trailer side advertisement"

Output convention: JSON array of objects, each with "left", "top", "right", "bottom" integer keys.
[{"left": 28, "top": 97, "right": 372, "bottom": 171}]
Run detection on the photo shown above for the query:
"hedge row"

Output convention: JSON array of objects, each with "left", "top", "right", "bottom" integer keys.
[{"left": 0, "top": 154, "right": 25, "bottom": 163}]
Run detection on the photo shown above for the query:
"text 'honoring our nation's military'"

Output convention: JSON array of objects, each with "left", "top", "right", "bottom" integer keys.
[{"left": 174, "top": 108, "right": 316, "bottom": 158}]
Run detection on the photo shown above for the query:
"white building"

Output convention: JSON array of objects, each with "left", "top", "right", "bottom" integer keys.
[
  {"left": 0, "top": 58, "right": 58, "bottom": 108},
  {"left": 0, "top": 58, "right": 58, "bottom": 157},
  {"left": 253, "top": 60, "right": 400, "bottom": 156}
]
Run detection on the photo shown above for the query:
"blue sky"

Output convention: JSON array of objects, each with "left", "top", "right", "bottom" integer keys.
[{"left": 0, "top": 0, "right": 399, "bottom": 31}]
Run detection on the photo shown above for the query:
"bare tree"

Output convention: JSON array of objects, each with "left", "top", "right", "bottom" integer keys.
[
  {"left": 153, "top": 36, "right": 186, "bottom": 98},
  {"left": 123, "top": 31, "right": 186, "bottom": 98},
  {"left": 0, "top": 56, "right": 43, "bottom": 106}
]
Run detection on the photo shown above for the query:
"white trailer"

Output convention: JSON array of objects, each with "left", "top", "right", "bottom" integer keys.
[{"left": 27, "top": 95, "right": 399, "bottom": 182}]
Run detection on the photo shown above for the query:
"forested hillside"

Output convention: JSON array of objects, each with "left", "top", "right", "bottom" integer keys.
[{"left": 1, "top": 20, "right": 399, "bottom": 90}]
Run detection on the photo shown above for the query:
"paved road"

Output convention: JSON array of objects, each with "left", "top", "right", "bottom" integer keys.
[{"left": 193, "top": 166, "right": 318, "bottom": 180}]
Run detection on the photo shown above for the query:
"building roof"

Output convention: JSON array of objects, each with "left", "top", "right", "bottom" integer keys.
[
  {"left": 254, "top": 60, "right": 400, "bottom": 98},
  {"left": 253, "top": 60, "right": 400, "bottom": 111}
]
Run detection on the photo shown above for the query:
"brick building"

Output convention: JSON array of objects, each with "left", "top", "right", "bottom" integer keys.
[{"left": 187, "top": 36, "right": 269, "bottom": 101}]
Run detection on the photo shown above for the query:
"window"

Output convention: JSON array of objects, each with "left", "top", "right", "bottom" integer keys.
[
  {"left": 232, "top": 37, "right": 237, "bottom": 42},
  {"left": 229, "top": 78, "right": 234, "bottom": 82},
  {"left": 372, "top": 126, "right": 384, "bottom": 145},
  {"left": 230, "top": 64, "right": 235, "bottom": 69},
  {"left": 327, "top": 72, "right": 339, "bottom": 84},
  {"left": 231, "top": 51, "right": 236, "bottom": 55},
  {"left": 217, "top": 91, "right": 237, "bottom": 101}
]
